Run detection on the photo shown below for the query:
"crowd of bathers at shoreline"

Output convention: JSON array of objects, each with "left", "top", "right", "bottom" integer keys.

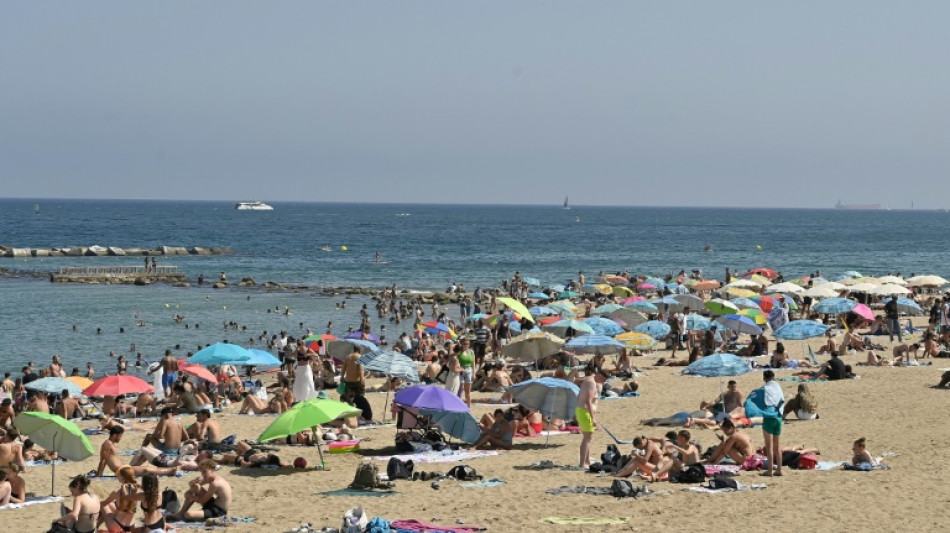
[{"left": 2, "top": 266, "right": 950, "bottom": 527}]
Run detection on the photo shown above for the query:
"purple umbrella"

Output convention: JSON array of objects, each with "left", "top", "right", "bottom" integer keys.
[
  {"left": 344, "top": 332, "right": 381, "bottom": 343},
  {"left": 394, "top": 385, "right": 469, "bottom": 412}
]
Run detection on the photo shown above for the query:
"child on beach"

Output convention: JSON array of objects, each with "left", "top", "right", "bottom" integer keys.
[{"left": 851, "top": 437, "right": 878, "bottom": 467}]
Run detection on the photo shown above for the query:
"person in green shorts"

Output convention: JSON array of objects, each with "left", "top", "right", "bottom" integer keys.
[
  {"left": 760, "top": 370, "right": 785, "bottom": 477},
  {"left": 576, "top": 367, "right": 599, "bottom": 468}
]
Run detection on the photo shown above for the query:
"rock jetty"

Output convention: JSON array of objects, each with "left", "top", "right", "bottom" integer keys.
[{"left": 0, "top": 245, "right": 232, "bottom": 258}]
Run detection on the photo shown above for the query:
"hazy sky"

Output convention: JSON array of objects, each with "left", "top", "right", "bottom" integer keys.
[{"left": 2, "top": 3, "right": 948, "bottom": 208}]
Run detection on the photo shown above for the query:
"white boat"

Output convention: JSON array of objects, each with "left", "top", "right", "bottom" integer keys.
[{"left": 235, "top": 201, "right": 274, "bottom": 211}]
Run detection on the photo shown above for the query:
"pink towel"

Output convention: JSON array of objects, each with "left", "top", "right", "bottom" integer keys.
[{"left": 389, "top": 519, "right": 485, "bottom": 532}]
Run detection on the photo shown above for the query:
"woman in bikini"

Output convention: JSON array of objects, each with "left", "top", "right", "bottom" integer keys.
[
  {"left": 52, "top": 475, "right": 100, "bottom": 533},
  {"left": 137, "top": 473, "right": 165, "bottom": 533},
  {"left": 98, "top": 465, "right": 139, "bottom": 532}
]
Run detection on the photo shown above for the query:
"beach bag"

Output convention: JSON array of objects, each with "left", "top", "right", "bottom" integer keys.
[
  {"left": 351, "top": 463, "right": 381, "bottom": 490},
  {"left": 670, "top": 462, "right": 706, "bottom": 484},
  {"left": 341, "top": 506, "right": 368, "bottom": 533},
  {"left": 447, "top": 465, "right": 482, "bottom": 481},
  {"left": 708, "top": 475, "right": 739, "bottom": 490},
  {"left": 601, "top": 444, "right": 621, "bottom": 468},
  {"left": 741, "top": 453, "right": 768, "bottom": 471},
  {"left": 387, "top": 458, "right": 414, "bottom": 480},
  {"left": 799, "top": 454, "right": 818, "bottom": 470},
  {"left": 610, "top": 480, "right": 644, "bottom": 498},
  {"left": 161, "top": 488, "right": 180, "bottom": 514}
]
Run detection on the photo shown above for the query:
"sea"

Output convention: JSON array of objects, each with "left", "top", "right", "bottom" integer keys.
[{"left": 1, "top": 198, "right": 947, "bottom": 376}]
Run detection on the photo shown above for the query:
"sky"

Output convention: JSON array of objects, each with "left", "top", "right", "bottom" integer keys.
[{"left": 2, "top": 2, "right": 948, "bottom": 208}]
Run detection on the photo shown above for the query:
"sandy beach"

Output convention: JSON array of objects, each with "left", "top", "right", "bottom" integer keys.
[{"left": 8, "top": 316, "right": 950, "bottom": 533}]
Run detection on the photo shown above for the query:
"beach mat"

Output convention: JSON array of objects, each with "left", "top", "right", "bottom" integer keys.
[
  {"left": 686, "top": 484, "right": 766, "bottom": 493},
  {"left": 0, "top": 496, "right": 63, "bottom": 510},
  {"left": 540, "top": 517, "right": 629, "bottom": 525},
  {"left": 389, "top": 519, "right": 486, "bottom": 532},
  {"left": 317, "top": 488, "right": 398, "bottom": 497},
  {"left": 24, "top": 459, "right": 66, "bottom": 467},
  {"left": 460, "top": 478, "right": 506, "bottom": 488},
  {"left": 370, "top": 449, "right": 501, "bottom": 464},
  {"left": 515, "top": 429, "right": 575, "bottom": 439},
  {"left": 166, "top": 517, "right": 255, "bottom": 529}
]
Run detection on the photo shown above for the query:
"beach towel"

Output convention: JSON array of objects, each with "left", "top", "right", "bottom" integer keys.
[
  {"left": 515, "top": 429, "right": 575, "bottom": 439},
  {"left": 704, "top": 465, "right": 741, "bottom": 476},
  {"left": 0, "top": 495, "right": 63, "bottom": 510},
  {"left": 545, "top": 486, "right": 614, "bottom": 496},
  {"left": 460, "top": 478, "right": 506, "bottom": 488},
  {"left": 370, "top": 449, "right": 501, "bottom": 464},
  {"left": 816, "top": 461, "right": 847, "bottom": 471},
  {"left": 353, "top": 422, "right": 396, "bottom": 431},
  {"left": 389, "top": 519, "right": 486, "bottom": 532},
  {"left": 686, "top": 483, "right": 766, "bottom": 493},
  {"left": 165, "top": 517, "right": 256, "bottom": 529},
  {"left": 82, "top": 428, "right": 104, "bottom": 435},
  {"left": 317, "top": 488, "right": 398, "bottom": 497},
  {"left": 540, "top": 517, "right": 629, "bottom": 525},
  {"left": 601, "top": 392, "right": 641, "bottom": 400},
  {"left": 777, "top": 376, "right": 827, "bottom": 383},
  {"left": 24, "top": 459, "right": 66, "bottom": 467}
]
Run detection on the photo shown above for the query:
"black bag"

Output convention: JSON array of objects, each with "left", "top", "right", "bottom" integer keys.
[
  {"left": 387, "top": 458, "right": 414, "bottom": 480},
  {"left": 47, "top": 524, "right": 71, "bottom": 533},
  {"left": 670, "top": 463, "right": 707, "bottom": 484},
  {"left": 600, "top": 444, "right": 621, "bottom": 468},
  {"left": 610, "top": 479, "right": 645, "bottom": 498},
  {"left": 447, "top": 465, "right": 482, "bottom": 481},
  {"left": 708, "top": 475, "right": 739, "bottom": 490},
  {"left": 588, "top": 462, "right": 605, "bottom": 473},
  {"left": 161, "top": 488, "right": 181, "bottom": 514}
]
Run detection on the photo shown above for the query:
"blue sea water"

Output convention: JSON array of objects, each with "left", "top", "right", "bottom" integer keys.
[{"left": 1, "top": 198, "right": 947, "bottom": 375}]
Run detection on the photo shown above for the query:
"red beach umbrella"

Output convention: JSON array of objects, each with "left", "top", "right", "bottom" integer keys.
[
  {"left": 83, "top": 375, "right": 154, "bottom": 397},
  {"left": 744, "top": 268, "right": 777, "bottom": 279},
  {"left": 177, "top": 361, "right": 219, "bottom": 385}
]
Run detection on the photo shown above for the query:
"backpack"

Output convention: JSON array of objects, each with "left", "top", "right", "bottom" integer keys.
[
  {"left": 161, "top": 488, "right": 181, "bottom": 514},
  {"left": 350, "top": 462, "right": 381, "bottom": 490},
  {"left": 707, "top": 475, "right": 739, "bottom": 490},
  {"left": 387, "top": 458, "right": 414, "bottom": 480},
  {"left": 446, "top": 465, "right": 482, "bottom": 481},
  {"left": 670, "top": 462, "right": 706, "bottom": 484},
  {"left": 610, "top": 480, "right": 646, "bottom": 498},
  {"left": 600, "top": 444, "right": 621, "bottom": 468}
]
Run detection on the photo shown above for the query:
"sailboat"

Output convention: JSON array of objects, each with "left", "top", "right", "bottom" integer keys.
[
  {"left": 563, "top": 196, "right": 570, "bottom": 210},
  {"left": 33, "top": 203, "right": 40, "bottom": 214}
]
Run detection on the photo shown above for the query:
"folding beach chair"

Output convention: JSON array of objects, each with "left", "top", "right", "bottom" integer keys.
[{"left": 602, "top": 425, "right": 632, "bottom": 445}]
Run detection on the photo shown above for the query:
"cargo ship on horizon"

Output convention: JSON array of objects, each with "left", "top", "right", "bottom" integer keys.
[{"left": 835, "top": 200, "right": 882, "bottom": 210}]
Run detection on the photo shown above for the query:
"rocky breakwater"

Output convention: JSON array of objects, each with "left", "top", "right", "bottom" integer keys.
[{"left": 0, "top": 244, "right": 232, "bottom": 258}]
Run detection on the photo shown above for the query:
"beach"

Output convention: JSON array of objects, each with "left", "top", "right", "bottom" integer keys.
[{"left": 8, "top": 318, "right": 950, "bottom": 532}]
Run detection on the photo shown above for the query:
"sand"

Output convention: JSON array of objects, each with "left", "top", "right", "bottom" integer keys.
[{"left": 10, "top": 323, "right": 950, "bottom": 532}]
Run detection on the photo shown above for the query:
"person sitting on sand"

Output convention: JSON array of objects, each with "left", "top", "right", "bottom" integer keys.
[
  {"left": 27, "top": 391, "right": 50, "bottom": 413},
  {"left": 644, "top": 429, "right": 701, "bottom": 481},
  {"left": 816, "top": 330, "right": 839, "bottom": 356},
  {"left": 851, "top": 437, "right": 878, "bottom": 467},
  {"left": 98, "top": 465, "right": 140, "bottom": 532},
  {"left": 0, "top": 431, "right": 26, "bottom": 472},
  {"left": 782, "top": 383, "right": 819, "bottom": 420},
  {"left": 96, "top": 426, "right": 178, "bottom": 478},
  {"left": 701, "top": 380, "right": 744, "bottom": 416},
  {"left": 51, "top": 475, "right": 99, "bottom": 533},
  {"left": 841, "top": 329, "right": 866, "bottom": 353},
  {"left": 614, "top": 436, "right": 662, "bottom": 478},
  {"left": 474, "top": 408, "right": 514, "bottom": 450},
  {"left": 815, "top": 351, "right": 847, "bottom": 380},
  {"left": 0, "top": 465, "right": 25, "bottom": 504},
  {"left": 239, "top": 389, "right": 289, "bottom": 415},
  {"left": 366, "top": 376, "right": 403, "bottom": 393},
  {"left": 704, "top": 418, "right": 755, "bottom": 465},
  {"left": 168, "top": 459, "right": 231, "bottom": 522},
  {"left": 737, "top": 334, "right": 764, "bottom": 358},
  {"left": 142, "top": 407, "right": 186, "bottom": 453},
  {"left": 186, "top": 408, "right": 223, "bottom": 445}
]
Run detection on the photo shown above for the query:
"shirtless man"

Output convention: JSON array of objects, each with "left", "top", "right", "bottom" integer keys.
[
  {"left": 0, "top": 435, "right": 26, "bottom": 472},
  {"left": 704, "top": 418, "right": 755, "bottom": 465},
  {"left": 187, "top": 409, "right": 222, "bottom": 445},
  {"left": 892, "top": 343, "right": 921, "bottom": 364},
  {"left": 700, "top": 380, "right": 745, "bottom": 417},
  {"left": 576, "top": 368, "right": 599, "bottom": 468},
  {"left": 161, "top": 350, "right": 179, "bottom": 397},
  {"left": 28, "top": 391, "right": 50, "bottom": 413},
  {"left": 614, "top": 436, "right": 662, "bottom": 477},
  {"left": 49, "top": 355, "right": 66, "bottom": 378},
  {"left": 134, "top": 391, "right": 158, "bottom": 416},
  {"left": 815, "top": 330, "right": 838, "bottom": 355},
  {"left": 56, "top": 389, "right": 82, "bottom": 420},
  {"left": 142, "top": 407, "right": 186, "bottom": 452},
  {"left": 648, "top": 430, "right": 701, "bottom": 481},
  {"left": 0, "top": 399, "right": 15, "bottom": 429},
  {"left": 97, "top": 426, "right": 177, "bottom": 477},
  {"left": 423, "top": 353, "right": 443, "bottom": 384},
  {"left": 168, "top": 459, "right": 231, "bottom": 522},
  {"left": 342, "top": 350, "right": 365, "bottom": 398}
]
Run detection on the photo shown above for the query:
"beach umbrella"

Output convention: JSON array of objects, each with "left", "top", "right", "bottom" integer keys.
[
  {"left": 610, "top": 307, "right": 649, "bottom": 328},
  {"left": 25, "top": 377, "right": 84, "bottom": 397},
  {"left": 625, "top": 300, "right": 658, "bottom": 313},
  {"left": 813, "top": 298, "right": 857, "bottom": 315},
  {"left": 848, "top": 282, "right": 879, "bottom": 293},
  {"left": 188, "top": 343, "right": 251, "bottom": 366},
  {"left": 548, "top": 300, "right": 577, "bottom": 313},
  {"left": 303, "top": 334, "right": 338, "bottom": 351},
  {"left": 603, "top": 274, "right": 629, "bottom": 285},
  {"left": 583, "top": 317, "right": 624, "bottom": 337},
  {"left": 851, "top": 304, "right": 875, "bottom": 322},
  {"left": 705, "top": 299, "right": 739, "bottom": 315},
  {"left": 765, "top": 282, "right": 805, "bottom": 295},
  {"left": 592, "top": 303, "right": 623, "bottom": 315},
  {"left": 773, "top": 320, "right": 830, "bottom": 340},
  {"left": 730, "top": 298, "right": 761, "bottom": 310},
  {"left": 649, "top": 295, "right": 679, "bottom": 306},
  {"left": 610, "top": 285, "right": 634, "bottom": 298},
  {"left": 508, "top": 377, "right": 580, "bottom": 444},
  {"left": 773, "top": 294, "right": 799, "bottom": 311},
  {"left": 672, "top": 293, "right": 704, "bottom": 311},
  {"left": 715, "top": 314, "right": 763, "bottom": 335},
  {"left": 502, "top": 331, "right": 565, "bottom": 362},
  {"left": 523, "top": 276, "right": 541, "bottom": 287},
  {"left": 83, "top": 375, "right": 153, "bottom": 397},
  {"left": 637, "top": 282, "right": 658, "bottom": 292},
  {"left": 528, "top": 292, "right": 551, "bottom": 300},
  {"left": 737, "top": 308, "right": 767, "bottom": 326},
  {"left": 228, "top": 349, "right": 281, "bottom": 367},
  {"left": 419, "top": 408, "right": 481, "bottom": 444},
  {"left": 802, "top": 285, "right": 839, "bottom": 298},
  {"left": 906, "top": 275, "right": 948, "bottom": 287},
  {"left": 497, "top": 297, "right": 536, "bottom": 323},
  {"left": 558, "top": 291, "right": 581, "bottom": 299},
  {"left": 465, "top": 313, "right": 491, "bottom": 323},
  {"left": 549, "top": 284, "right": 566, "bottom": 293},
  {"left": 842, "top": 270, "right": 864, "bottom": 278},
  {"left": 744, "top": 268, "right": 777, "bottom": 278},
  {"left": 685, "top": 313, "right": 714, "bottom": 331},
  {"left": 65, "top": 376, "right": 94, "bottom": 390},
  {"left": 634, "top": 320, "right": 672, "bottom": 339},
  {"left": 692, "top": 280, "right": 721, "bottom": 292},
  {"left": 528, "top": 306, "right": 557, "bottom": 316},
  {"left": 725, "top": 279, "right": 761, "bottom": 290},
  {"left": 877, "top": 276, "right": 907, "bottom": 286},
  {"left": 820, "top": 281, "right": 847, "bottom": 291},
  {"left": 616, "top": 332, "right": 658, "bottom": 350},
  {"left": 421, "top": 321, "right": 457, "bottom": 338},
  {"left": 537, "top": 316, "right": 562, "bottom": 326},
  {"left": 752, "top": 295, "right": 777, "bottom": 313},
  {"left": 14, "top": 412, "right": 94, "bottom": 494},
  {"left": 178, "top": 362, "right": 219, "bottom": 385},
  {"left": 257, "top": 398, "right": 363, "bottom": 467},
  {"left": 684, "top": 353, "right": 752, "bottom": 377},
  {"left": 667, "top": 283, "right": 689, "bottom": 294},
  {"left": 896, "top": 298, "right": 923, "bottom": 315},
  {"left": 544, "top": 319, "right": 595, "bottom": 338},
  {"left": 725, "top": 287, "right": 758, "bottom": 298},
  {"left": 395, "top": 385, "right": 469, "bottom": 412},
  {"left": 344, "top": 331, "right": 382, "bottom": 343},
  {"left": 748, "top": 274, "right": 772, "bottom": 287},
  {"left": 565, "top": 334, "right": 625, "bottom": 355},
  {"left": 326, "top": 339, "right": 378, "bottom": 359},
  {"left": 869, "top": 284, "right": 912, "bottom": 296},
  {"left": 358, "top": 349, "right": 419, "bottom": 419}
]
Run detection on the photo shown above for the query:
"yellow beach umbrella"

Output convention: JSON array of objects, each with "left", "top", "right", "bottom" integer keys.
[
  {"left": 725, "top": 287, "right": 758, "bottom": 298},
  {"left": 593, "top": 283, "right": 613, "bottom": 295},
  {"left": 612, "top": 285, "right": 635, "bottom": 297},
  {"left": 497, "top": 297, "right": 535, "bottom": 323},
  {"left": 616, "top": 332, "right": 658, "bottom": 349},
  {"left": 65, "top": 376, "right": 94, "bottom": 389},
  {"left": 737, "top": 308, "right": 767, "bottom": 325},
  {"left": 749, "top": 274, "right": 772, "bottom": 287}
]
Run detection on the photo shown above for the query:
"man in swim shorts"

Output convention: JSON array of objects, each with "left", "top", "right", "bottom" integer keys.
[
  {"left": 169, "top": 459, "right": 231, "bottom": 522},
  {"left": 576, "top": 367, "right": 599, "bottom": 468}
]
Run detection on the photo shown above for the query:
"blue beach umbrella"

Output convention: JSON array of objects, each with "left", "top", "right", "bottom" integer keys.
[
  {"left": 523, "top": 276, "right": 541, "bottom": 287},
  {"left": 528, "top": 292, "right": 551, "bottom": 300},
  {"left": 395, "top": 385, "right": 469, "bottom": 412},
  {"left": 228, "top": 349, "right": 281, "bottom": 367},
  {"left": 559, "top": 291, "right": 581, "bottom": 299},
  {"left": 667, "top": 283, "right": 689, "bottom": 294},
  {"left": 358, "top": 349, "right": 419, "bottom": 382},
  {"left": 326, "top": 339, "right": 378, "bottom": 359},
  {"left": 189, "top": 343, "right": 251, "bottom": 366},
  {"left": 25, "top": 377, "right": 85, "bottom": 397},
  {"left": 896, "top": 298, "right": 923, "bottom": 315},
  {"left": 813, "top": 298, "right": 857, "bottom": 315},
  {"left": 420, "top": 409, "right": 481, "bottom": 444},
  {"left": 773, "top": 320, "right": 830, "bottom": 341},
  {"left": 592, "top": 303, "right": 623, "bottom": 315},
  {"left": 685, "top": 313, "right": 713, "bottom": 331},
  {"left": 730, "top": 298, "right": 762, "bottom": 310},
  {"left": 627, "top": 300, "right": 659, "bottom": 313},
  {"left": 508, "top": 377, "right": 580, "bottom": 421},
  {"left": 549, "top": 284, "right": 566, "bottom": 293},
  {"left": 684, "top": 353, "right": 752, "bottom": 377},
  {"left": 528, "top": 306, "right": 557, "bottom": 316},
  {"left": 565, "top": 334, "right": 625, "bottom": 355},
  {"left": 715, "top": 314, "right": 763, "bottom": 335},
  {"left": 583, "top": 317, "right": 624, "bottom": 337},
  {"left": 634, "top": 320, "right": 672, "bottom": 339}
]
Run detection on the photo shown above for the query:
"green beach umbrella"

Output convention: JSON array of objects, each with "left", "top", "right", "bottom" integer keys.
[
  {"left": 14, "top": 411, "right": 94, "bottom": 495},
  {"left": 257, "top": 399, "right": 362, "bottom": 467},
  {"left": 497, "top": 297, "right": 536, "bottom": 323}
]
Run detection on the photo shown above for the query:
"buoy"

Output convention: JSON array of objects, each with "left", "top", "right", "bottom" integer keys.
[
  {"left": 756, "top": 245, "right": 762, "bottom": 250},
  {"left": 340, "top": 246, "right": 348, "bottom": 251},
  {"left": 222, "top": 306, "right": 227, "bottom": 310},
  {"left": 165, "top": 304, "right": 170, "bottom": 308}
]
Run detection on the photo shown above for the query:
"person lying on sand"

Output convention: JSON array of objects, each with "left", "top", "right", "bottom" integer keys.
[
  {"left": 22, "top": 439, "right": 58, "bottom": 461},
  {"left": 703, "top": 419, "right": 755, "bottom": 465},
  {"left": 239, "top": 389, "right": 290, "bottom": 415},
  {"left": 131, "top": 442, "right": 213, "bottom": 471},
  {"left": 96, "top": 426, "right": 178, "bottom": 478}
]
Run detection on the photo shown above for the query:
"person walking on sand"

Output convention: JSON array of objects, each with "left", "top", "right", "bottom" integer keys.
[
  {"left": 760, "top": 370, "right": 785, "bottom": 476},
  {"left": 576, "top": 367, "right": 599, "bottom": 468}
]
